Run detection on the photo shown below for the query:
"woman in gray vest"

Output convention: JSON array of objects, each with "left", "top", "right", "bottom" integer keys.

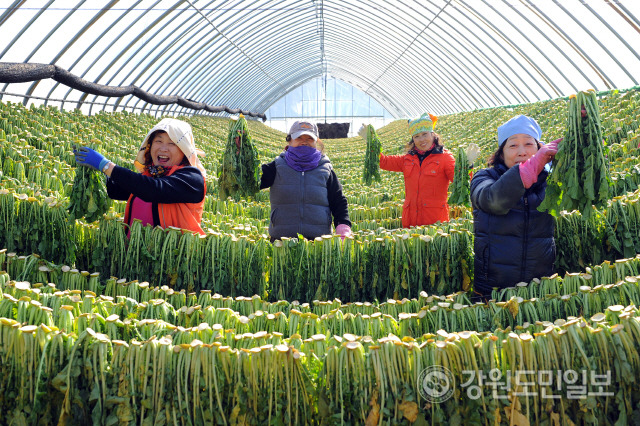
[{"left": 260, "top": 121, "right": 352, "bottom": 241}]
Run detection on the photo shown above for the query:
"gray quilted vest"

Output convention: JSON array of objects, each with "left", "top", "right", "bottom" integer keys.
[{"left": 269, "top": 154, "right": 332, "bottom": 239}]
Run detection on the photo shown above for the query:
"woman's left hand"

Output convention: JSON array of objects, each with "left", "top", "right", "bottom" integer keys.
[
  {"left": 74, "top": 146, "right": 111, "bottom": 172},
  {"left": 519, "top": 139, "right": 561, "bottom": 188},
  {"left": 335, "top": 224, "right": 352, "bottom": 240},
  {"left": 465, "top": 143, "right": 481, "bottom": 166}
]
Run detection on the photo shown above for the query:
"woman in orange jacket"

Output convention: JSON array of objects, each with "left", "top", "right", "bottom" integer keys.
[
  {"left": 379, "top": 113, "right": 455, "bottom": 228},
  {"left": 73, "top": 118, "right": 207, "bottom": 235}
]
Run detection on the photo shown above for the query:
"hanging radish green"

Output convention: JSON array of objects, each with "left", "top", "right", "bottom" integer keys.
[
  {"left": 538, "top": 90, "right": 611, "bottom": 218},
  {"left": 67, "top": 141, "right": 111, "bottom": 223},
  {"left": 447, "top": 147, "right": 470, "bottom": 207},
  {"left": 362, "top": 124, "right": 382, "bottom": 185},
  {"left": 218, "top": 115, "right": 261, "bottom": 199}
]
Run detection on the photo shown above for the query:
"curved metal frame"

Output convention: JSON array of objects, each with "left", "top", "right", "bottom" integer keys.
[{"left": 0, "top": 0, "right": 638, "bottom": 117}]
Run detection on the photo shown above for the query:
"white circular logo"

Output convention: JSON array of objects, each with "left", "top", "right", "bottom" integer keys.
[{"left": 418, "top": 365, "right": 455, "bottom": 403}]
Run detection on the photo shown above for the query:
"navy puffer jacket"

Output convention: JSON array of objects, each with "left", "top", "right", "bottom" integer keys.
[{"left": 470, "top": 163, "right": 556, "bottom": 297}]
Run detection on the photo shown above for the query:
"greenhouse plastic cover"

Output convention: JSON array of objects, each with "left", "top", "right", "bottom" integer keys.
[{"left": 0, "top": 0, "right": 639, "bottom": 118}]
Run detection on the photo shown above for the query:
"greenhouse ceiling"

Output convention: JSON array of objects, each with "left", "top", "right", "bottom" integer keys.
[{"left": 0, "top": 0, "right": 639, "bottom": 119}]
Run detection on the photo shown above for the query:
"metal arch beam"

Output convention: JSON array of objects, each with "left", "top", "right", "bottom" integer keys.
[
  {"left": 132, "top": 0, "right": 305, "bottom": 115},
  {"left": 199, "top": 49, "right": 320, "bottom": 113},
  {"left": 79, "top": 1, "right": 186, "bottom": 110},
  {"left": 501, "top": 0, "right": 578, "bottom": 91},
  {"left": 328, "top": 0, "right": 508, "bottom": 110},
  {"left": 46, "top": 0, "right": 146, "bottom": 108},
  {"left": 451, "top": 0, "right": 546, "bottom": 103},
  {"left": 357, "top": 0, "right": 483, "bottom": 113},
  {"left": 532, "top": 1, "right": 615, "bottom": 88},
  {"left": 14, "top": 0, "right": 88, "bottom": 102},
  {"left": 254, "top": 55, "right": 401, "bottom": 120},
  {"left": 323, "top": 1, "right": 424, "bottom": 83},
  {"left": 424, "top": 1, "right": 521, "bottom": 105},
  {"left": 121, "top": 2, "right": 222, "bottom": 114},
  {"left": 325, "top": 5, "right": 474, "bottom": 114},
  {"left": 209, "top": 38, "right": 322, "bottom": 109},
  {"left": 483, "top": 0, "right": 564, "bottom": 97},
  {"left": 254, "top": 55, "right": 404, "bottom": 118},
  {"left": 132, "top": 0, "right": 258, "bottom": 113},
  {"left": 0, "top": 0, "right": 25, "bottom": 27},
  {"left": 0, "top": 0, "right": 55, "bottom": 96},
  {"left": 76, "top": 1, "right": 166, "bottom": 114},
  {"left": 2, "top": 1, "right": 640, "bottom": 118},
  {"left": 581, "top": 1, "right": 640, "bottom": 81},
  {"left": 462, "top": 0, "right": 555, "bottom": 99},
  {"left": 330, "top": 69, "right": 407, "bottom": 117},
  {"left": 204, "top": 6, "right": 320, "bottom": 108},
  {"left": 107, "top": 5, "right": 205, "bottom": 111},
  {"left": 322, "top": 6, "right": 445, "bottom": 114},
  {"left": 199, "top": 2, "right": 322, "bottom": 109},
  {"left": 46, "top": 0, "right": 120, "bottom": 69},
  {"left": 335, "top": 70, "right": 404, "bottom": 118},
  {"left": 608, "top": 1, "right": 640, "bottom": 30},
  {"left": 517, "top": 0, "right": 599, "bottom": 91},
  {"left": 153, "top": 1, "right": 314, "bottom": 115},
  {"left": 191, "top": 30, "right": 319, "bottom": 112},
  {"left": 162, "top": 39, "right": 319, "bottom": 116},
  {"left": 184, "top": 0, "right": 287, "bottom": 90},
  {"left": 320, "top": 2, "right": 448, "bottom": 114},
  {"left": 130, "top": 22, "right": 220, "bottom": 114},
  {"left": 447, "top": 0, "right": 531, "bottom": 102},
  {"left": 329, "top": 3, "right": 495, "bottom": 111},
  {"left": 365, "top": 0, "right": 452, "bottom": 92}
]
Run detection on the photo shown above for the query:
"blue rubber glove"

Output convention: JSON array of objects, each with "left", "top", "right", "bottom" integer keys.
[{"left": 74, "top": 146, "right": 110, "bottom": 172}]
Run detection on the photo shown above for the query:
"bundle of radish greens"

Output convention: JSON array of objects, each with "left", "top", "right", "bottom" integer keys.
[
  {"left": 67, "top": 142, "right": 111, "bottom": 222},
  {"left": 538, "top": 89, "right": 610, "bottom": 218},
  {"left": 218, "top": 115, "right": 261, "bottom": 200},
  {"left": 362, "top": 124, "right": 382, "bottom": 185}
]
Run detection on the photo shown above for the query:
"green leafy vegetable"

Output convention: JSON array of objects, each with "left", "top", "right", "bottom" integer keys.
[
  {"left": 447, "top": 147, "right": 470, "bottom": 207},
  {"left": 67, "top": 141, "right": 111, "bottom": 223},
  {"left": 539, "top": 90, "right": 611, "bottom": 218},
  {"left": 218, "top": 115, "right": 261, "bottom": 200},
  {"left": 362, "top": 125, "right": 382, "bottom": 185}
]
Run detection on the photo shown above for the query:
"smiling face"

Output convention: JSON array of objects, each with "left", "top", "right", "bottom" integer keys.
[
  {"left": 149, "top": 131, "right": 185, "bottom": 167},
  {"left": 503, "top": 133, "right": 539, "bottom": 168},
  {"left": 412, "top": 131, "right": 435, "bottom": 151},
  {"left": 289, "top": 134, "right": 317, "bottom": 149}
]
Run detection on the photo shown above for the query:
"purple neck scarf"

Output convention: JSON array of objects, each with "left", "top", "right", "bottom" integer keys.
[{"left": 285, "top": 145, "right": 322, "bottom": 172}]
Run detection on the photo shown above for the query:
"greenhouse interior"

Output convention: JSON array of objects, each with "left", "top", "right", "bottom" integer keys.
[{"left": 1, "top": 0, "right": 640, "bottom": 424}]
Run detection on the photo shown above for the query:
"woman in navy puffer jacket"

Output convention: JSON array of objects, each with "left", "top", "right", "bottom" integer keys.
[{"left": 471, "top": 115, "right": 562, "bottom": 300}]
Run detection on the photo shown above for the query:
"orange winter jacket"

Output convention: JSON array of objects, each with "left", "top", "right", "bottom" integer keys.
[
  {"left": 123, "top": 166, "right": 206, "bottom": 235},
  {"left": 380, "top": 147, "right": 455, "bottom": 227}
]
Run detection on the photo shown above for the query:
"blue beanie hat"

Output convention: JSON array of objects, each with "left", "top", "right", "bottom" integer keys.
[{"left": 497, "top": 115, "right": 542, "bottom": 147}]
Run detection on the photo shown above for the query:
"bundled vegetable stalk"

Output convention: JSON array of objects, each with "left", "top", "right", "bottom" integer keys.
[
  {"left": 539, "top": 90, "right": 610, "bottom": 218},
  {"left": 362, "top": 124, "right": 382, "bottom": 185},
  {"left": 218, "top": 115, "right": 261, "bottom": 200},
  {"left": 447, "top": 147, "right": 470, "bottom": 206},
  {"left": 67, "top": 142, "right": 111, "bottom": 222}
]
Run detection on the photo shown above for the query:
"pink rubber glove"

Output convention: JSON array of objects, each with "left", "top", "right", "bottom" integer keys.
[
  {"left": 335, "top": 224, "right": 352, "bottom": 240},
  {"left": 519, "top": 138, "right": 561, "bottom": 189}
]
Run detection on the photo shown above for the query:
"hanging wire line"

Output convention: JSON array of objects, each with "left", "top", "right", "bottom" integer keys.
[{"left": 0, "top": 62, "right": 267, "bottom": 119}]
